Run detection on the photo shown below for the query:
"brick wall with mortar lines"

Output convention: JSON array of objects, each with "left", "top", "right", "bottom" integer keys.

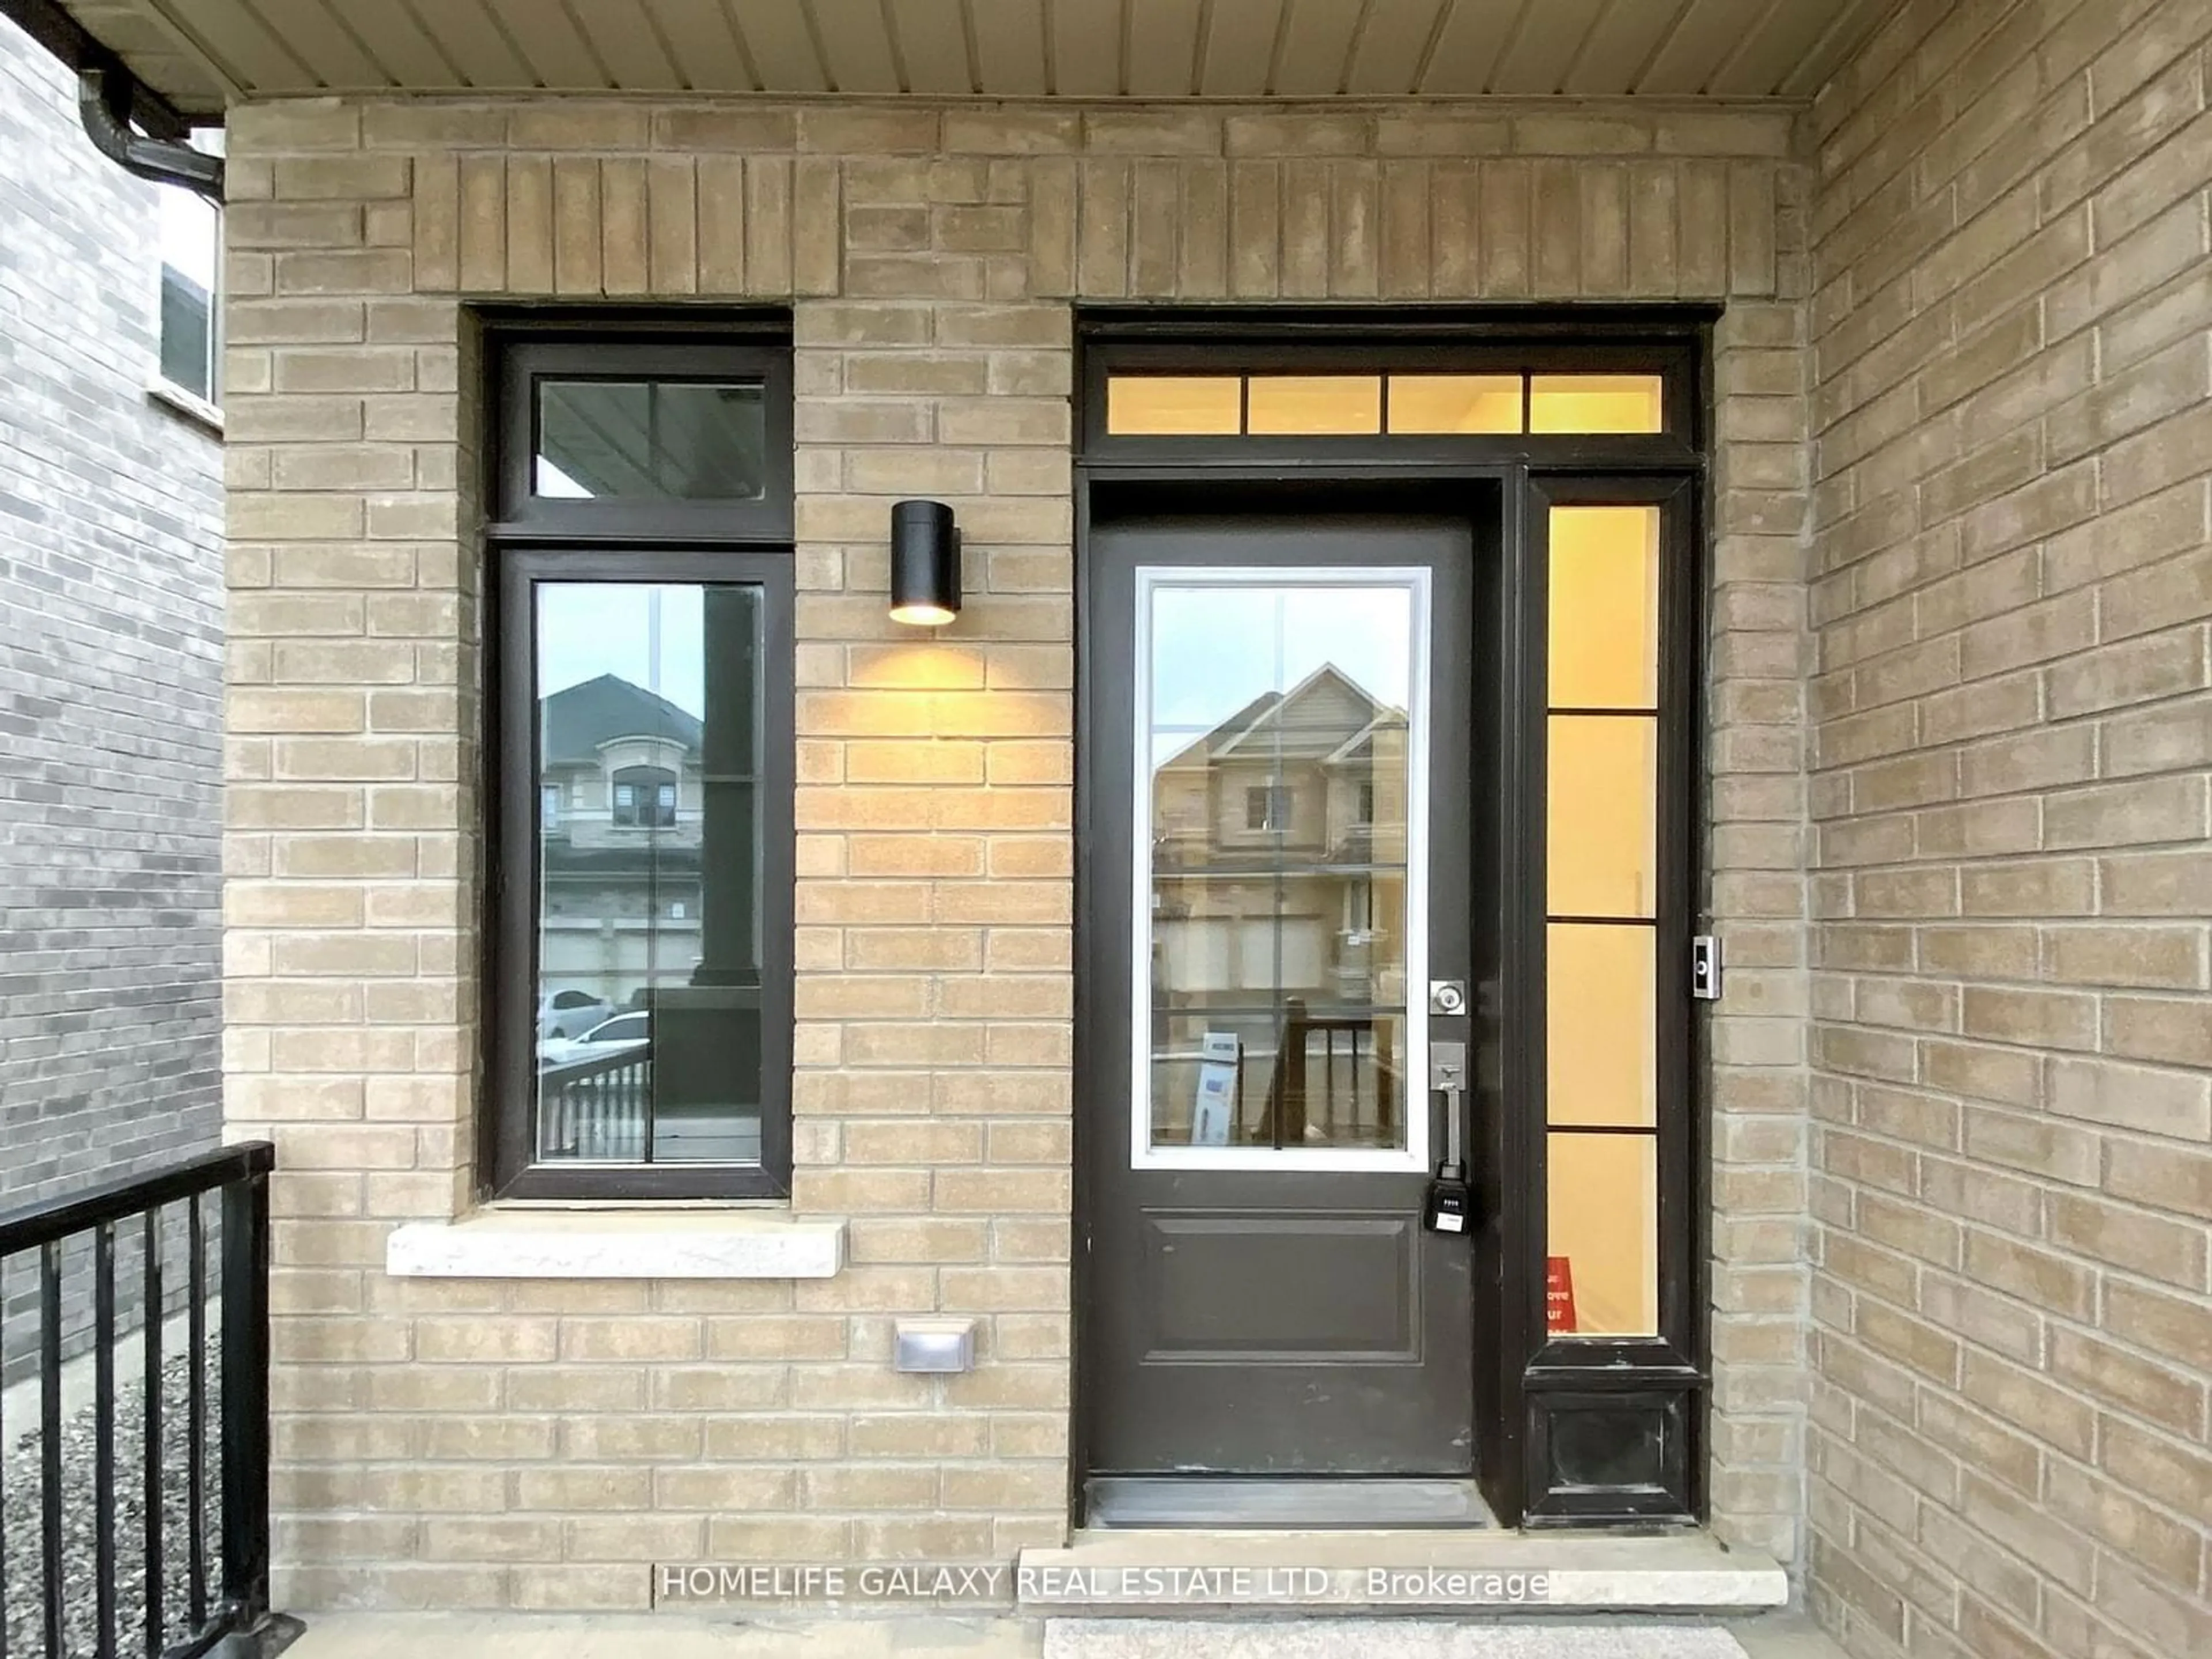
[
  {"left": 219, "top": 94, "right": 1814, "bottom": 1608},
  {"left": 0, "top": 14, "right": 225, "bottom": 1379},
  {"left": 1805, "top": 2, "right": 2212, "bottom": 1657}
]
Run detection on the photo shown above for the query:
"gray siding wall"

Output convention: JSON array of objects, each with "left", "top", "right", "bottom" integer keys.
[{"left": 0, "top": 14, "right": 224, "bottom": 1377}]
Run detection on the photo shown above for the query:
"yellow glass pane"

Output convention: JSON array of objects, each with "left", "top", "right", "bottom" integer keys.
[
  {"left": 1387, "top": 375, "right": 1524, "bottom": 434},
  {"left": 1547, "top": 925, "right": 1656, "bottom": 1128},
  {"left": 1529, "top": 374, "right": 1665, "bottom": 434},
  {"left": 1108, "top": 376, "right": 1241, "bottom": 435},
  {"left": 1547, "top": 715, "right": 1656, "bottom": 918},
  {"left": 1245, "top": 376, "right": 1383, "bottom": 435},
  {"left": 1547, "top": 1132, "right": 1658, "bottom": 1338},
  {"left": 1549, "top": 506, "right": 1660, "bottom": 709}
]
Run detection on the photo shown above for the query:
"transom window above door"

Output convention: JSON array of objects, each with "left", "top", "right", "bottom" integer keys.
[
  {"left": 1105, "top": 371, "right": 1666, "bottom": 437},
  {"left": 1082, "top": 327, "right": 1702, "bottom": 456}
]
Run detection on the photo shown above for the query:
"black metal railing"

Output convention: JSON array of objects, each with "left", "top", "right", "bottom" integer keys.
[
  {"left": 0, "top": 1141, "right": 274, "bottom": 1659},
  {"left": 1252, "top": 998, "right": 1402, "bottom": 1146},
  {"left": 540, "top": 1047, "right": 652, "bottom": 1161}
]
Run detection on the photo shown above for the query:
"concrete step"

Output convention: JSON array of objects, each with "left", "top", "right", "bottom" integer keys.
[
  {"left": 1044, "top": 1623, "right": 1749, "bottom": 1659},
  {"left": 275, "top": 1611, "right": 1846, "bottom": 1659},
  {"left": 1016, "top": 1530, "right": 1787, "bottom": 1618}
]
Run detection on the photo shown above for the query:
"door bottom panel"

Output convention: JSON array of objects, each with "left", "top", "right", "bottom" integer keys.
[{"left": 1087, "top": 1476, "right": 1496, "bottom": 1529}]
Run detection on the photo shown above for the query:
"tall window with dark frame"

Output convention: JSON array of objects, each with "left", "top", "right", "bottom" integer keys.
[{"left": 485, "top": 326, "right": 796, "bottom": 1200}]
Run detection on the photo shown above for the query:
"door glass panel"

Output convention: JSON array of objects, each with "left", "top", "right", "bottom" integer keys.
[
  {"left": 1546, "top": 1133, "right": 1658, "bottom": 1336},
  {"left": 533, "top": 582, "right": 766, "bottom": 1166},
  {"left": 1107, "top": 375, "right": 1242, "bottom": 435},
  {"left": 1387, "top": 374, "right": 1524, "bottom": 434},
  {"left": 1547, "top": 715, "right": 1656, "bottom": 918},
  {"left": 1528, "top": 374, "right": 1665, "bottom": 434},
  {"left": 1138, "top": 571, "right": 1427, "bottom": 1162},
  {"left": 1547, "top": 925, "right": 1656, "bottom": 1128},
  {"left": 1549, "top": 506, "right": 1660, "bottom": 708},
  {"left": 1244, "top": 376, "right": 1384, "bottom": 435},
  {"left": 535, "top": 380, "right": 768, "bottom": 499}
]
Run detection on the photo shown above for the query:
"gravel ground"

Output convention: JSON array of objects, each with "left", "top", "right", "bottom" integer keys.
[{"left": 2, "top": 1343, "right": 226, "bottom": 1657}]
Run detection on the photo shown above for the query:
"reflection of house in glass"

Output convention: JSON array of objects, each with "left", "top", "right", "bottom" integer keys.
[
  {"left": 539, "top": 672, "right": 706, "bottom": 1006},
  {"left": 1150, "top": 664, "right": 1410, "bottom": 1151},
  {"left": 533, "top": 587, "right": 765, "bottom": 1166}
]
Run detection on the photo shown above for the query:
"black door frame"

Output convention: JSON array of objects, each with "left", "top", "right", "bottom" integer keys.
[{"left": 1071, "top": 308, "right": 1717, "bottom": 1529}]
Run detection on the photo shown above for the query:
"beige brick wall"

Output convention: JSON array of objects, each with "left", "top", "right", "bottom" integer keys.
[
  {"left": 221, "top": 94, "right": 1813, "bottom": 1608},
  {"left": 1806, "top": 2, "right": 2212, "bottom": 1655}
]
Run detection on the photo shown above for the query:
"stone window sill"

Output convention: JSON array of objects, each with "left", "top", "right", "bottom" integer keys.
[
  {"left": 385, "top": 1209, "right": 846, "bottom": 1280},
  {"left": 147, "top": 377, "right": 223, "bottom": 434}
]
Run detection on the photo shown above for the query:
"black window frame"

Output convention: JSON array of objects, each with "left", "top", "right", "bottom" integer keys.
[
  {"left": 495, "top": 336, "right": 795, "bottom": 542},
  {"left": 483, "top": 319, "right": 797, "bottom": 1202}
]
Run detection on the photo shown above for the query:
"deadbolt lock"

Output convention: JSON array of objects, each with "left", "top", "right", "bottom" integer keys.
[{"left": 1429, "top": 979, "right": 1468, "bottom": 1016}]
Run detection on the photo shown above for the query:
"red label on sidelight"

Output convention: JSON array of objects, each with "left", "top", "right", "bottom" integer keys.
[{"left": 1545, "top": 1256, "right": 1577, "bottom": 1335}]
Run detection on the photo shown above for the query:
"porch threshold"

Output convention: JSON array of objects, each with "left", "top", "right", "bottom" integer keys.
[{"left": 1016, "top": 1529, "right": 1787, "bottom": 1616}]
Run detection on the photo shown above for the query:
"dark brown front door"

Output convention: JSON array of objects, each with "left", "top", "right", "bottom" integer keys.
[{"left": 1083, "top": 509, "right": 1479, "bottom": 1479}]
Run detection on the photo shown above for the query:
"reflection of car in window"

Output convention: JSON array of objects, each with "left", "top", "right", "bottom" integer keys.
[
  {"left": 536, "top": 987, "right": 611, "bottom": 1040},
  {"left": 537, "top": 1009, "right": 652, "bottom": 1066}
]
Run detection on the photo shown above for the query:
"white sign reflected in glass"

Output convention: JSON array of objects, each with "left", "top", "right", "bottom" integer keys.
[{"left": 1132, "top": 569, "right": 1431, "bottom": 1172}]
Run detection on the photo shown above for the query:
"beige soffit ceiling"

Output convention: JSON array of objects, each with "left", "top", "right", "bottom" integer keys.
[{"left": 65, "top": 0, "right": 1899, "bottom": 120}]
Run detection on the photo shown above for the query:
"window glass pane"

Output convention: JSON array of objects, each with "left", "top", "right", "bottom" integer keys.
[
  {"left": 1547, "top": 925, "right": 1656, "bottom": 1128},
  {"left": 1528, "top": 374, "right": 1665, "bottom": 434},
  {"left": 1107, "top": 376, "right": 1241, "bottom": 435},
  {"left": 1547, "top": 1133, "right": 1658, "bottom": 1337},
  {"left": 1144, "top": 576, "right": 1422, "bottom": 1155},
  {"left": 1244, "top": 376, "right": 1383, "bottom": 435},
  {"left": 536, "top": 380, "right": 767, "bottom": 499},
  {"left": 158, "top": 169, "right": 220, "bottom": 402},
  {"left": 535, "top": 581, "right": 764, "bottom": 1166},
  {"left": 1547, "top": 715, "right": 1656, "bottom": 918},
  {"left": 1549, "top": 506, "right": 1660, "bottom": 709},
  {"left": 1387, "top": 374, "right": 1524, "bottom": 434}
]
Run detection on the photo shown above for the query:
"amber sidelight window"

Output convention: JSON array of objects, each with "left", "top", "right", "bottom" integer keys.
[
  {"left": 488, "top": 329, "right": 796, "bottom": 1200},
  {"left": 1543, "top": 504, "right": 1664, "bottom": 1338}
]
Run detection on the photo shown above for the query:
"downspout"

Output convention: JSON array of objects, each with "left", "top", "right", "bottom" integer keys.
[{"left": 77, "top": 63, "right": 223, "bottom": 203}]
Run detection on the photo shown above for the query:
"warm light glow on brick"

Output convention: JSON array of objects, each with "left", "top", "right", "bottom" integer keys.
[{"left": 844, "top": 642, "right": 990, "bottom": 692}]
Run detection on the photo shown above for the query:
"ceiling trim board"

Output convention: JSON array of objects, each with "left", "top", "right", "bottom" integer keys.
[
  {"left": 1778, "top": 0, "right": 1897, "bottom": 99},
  {"left": 126, "top": 0, "right": 248, "bottom": 101}
]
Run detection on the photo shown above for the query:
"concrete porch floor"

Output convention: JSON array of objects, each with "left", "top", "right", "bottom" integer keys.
[{"left": 276, "top": 1612, "right": 1849, "bottom": 1658}]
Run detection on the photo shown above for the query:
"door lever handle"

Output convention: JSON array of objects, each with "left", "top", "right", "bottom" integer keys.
[
  {"left": 1424, "top": 1040, "right": 1472, "bottom": 1235},
  {"left": 1427, "top": 1039, "right": 1467, "bottom": 1094}
]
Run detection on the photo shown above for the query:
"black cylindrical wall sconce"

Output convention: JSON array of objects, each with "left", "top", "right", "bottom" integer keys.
[{"left": 889, "top": 499, "right": 960, "bottom": 626}]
